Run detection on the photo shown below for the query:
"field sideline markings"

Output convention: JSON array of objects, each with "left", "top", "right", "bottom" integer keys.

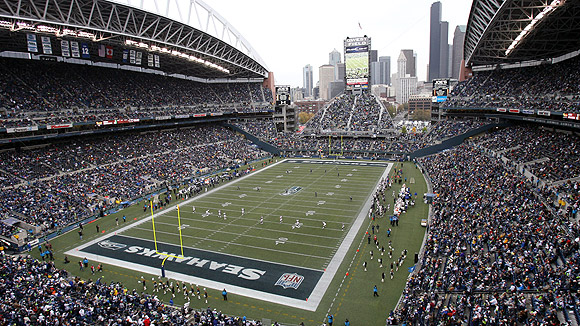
[
  {"left": 131, "top": 226, "right": 332, "bottom": 261},
  {"left": 214, "top": 164, "right": 344, "bottom": 254},
  {"left": 67, "top": 159, "right": 391, "bottom": 312},
  {"left": 305, "top": 162, "right": 392, "bottom": 319},
  {"left": 188, "top": 164, "right": 333, "bottom": 250}
]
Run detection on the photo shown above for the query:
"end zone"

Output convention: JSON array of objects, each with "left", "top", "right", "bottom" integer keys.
[{"left": 65, "top": 159, "right": 393, "bottom": 311}]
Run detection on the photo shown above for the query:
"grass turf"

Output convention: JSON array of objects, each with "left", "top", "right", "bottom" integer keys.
[{"left": 36, "top": 158, "right": 428, "bottom": 325}]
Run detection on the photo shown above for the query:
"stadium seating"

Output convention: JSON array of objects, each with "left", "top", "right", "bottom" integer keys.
[
  {"left": 444, "top": 55, "right": 580, "bottom": 112},
  {"left": 474, "top": 125, "right": 580, "bottom": 182},
  {"left": 234, "top": 118, "right": 488, "bottom": 156},
  {"left": 391, "top": 127, "right": 580, "bottom": 325},
  {"left": 306, "top": 93, "right": 392, "bottom": 133},
  {"left": 0, "top": 58, "right": 272, "bottom": 128},
  {"left": 0, "top": 254, "right": 265, "bottom": 325},
  {"left": 0, "top": 125, "right": 267, "bottom": 231}
]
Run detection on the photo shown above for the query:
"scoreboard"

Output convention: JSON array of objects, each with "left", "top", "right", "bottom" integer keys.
[
  {"left": 432, "top": 79, "right": 449, "bottom": 103},
  {"left": 276, "top": 85, "right": 291, "bottom": 106}
]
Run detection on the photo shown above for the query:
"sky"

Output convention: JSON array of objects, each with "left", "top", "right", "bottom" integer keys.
[{"left": 206, "top": 0, "right": 474, "bottom": 87}]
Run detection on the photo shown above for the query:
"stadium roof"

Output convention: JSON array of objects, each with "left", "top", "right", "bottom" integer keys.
[
  {"left": 0, "top": 0, "right": 268, "bottom": 79},
  {"left": 464, "top": 0, "right": 580, "bottom": 66}
]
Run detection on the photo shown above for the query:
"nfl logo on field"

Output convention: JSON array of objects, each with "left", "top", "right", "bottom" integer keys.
[{"left": 275, "top": 273, "right": 304, "bottom": 289}]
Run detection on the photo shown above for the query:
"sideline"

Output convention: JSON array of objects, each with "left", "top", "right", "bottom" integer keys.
[{"left": 66, "top": 159, "right": 393, "bottom": 311}]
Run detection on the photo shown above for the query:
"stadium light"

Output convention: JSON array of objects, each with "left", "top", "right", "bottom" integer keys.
[
  {"left": 14, "top": 22, "right": 35, "bottom": 31},
  {"left": 36, "top": 25, "right": 59, "bottom": 34},
  {"left": 125, "top": 38, "right": 230, "bottom": 73},
  {"left": 505, "top": 0, "right": 564, "bottom": 56}
]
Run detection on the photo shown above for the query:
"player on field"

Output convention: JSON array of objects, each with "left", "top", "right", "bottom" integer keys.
[
  {"left": 292, "top": 219, "right": 301, "bottom": 229},
  {"left": 260, "top": 216, "right": 264, "bottom": 224},
  {"left": 322, "top": 221, "right": 327, "bottom": 229},
  {"left": 279, "top": 216, "right": 283, "bottom": 223}
]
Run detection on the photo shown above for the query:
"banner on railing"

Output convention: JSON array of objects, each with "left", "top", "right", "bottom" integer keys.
[
  {"left": 6, "top": 126, "right": 39, "bottom": 133},
  {"left": 47, "top": 123, "right": 73, "bottom": 129}
]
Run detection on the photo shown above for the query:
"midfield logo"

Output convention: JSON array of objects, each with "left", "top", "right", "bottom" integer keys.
[
  {"left": 280, "top": 186, "right": 302, "bottom": 196},
  {"left": 275, "top": 273, "right": 304, "bottom": 289}
]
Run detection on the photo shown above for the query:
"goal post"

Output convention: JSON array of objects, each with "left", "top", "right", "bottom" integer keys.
[{"left": 150, "top": 200, "right": 186, "bottom": 276}]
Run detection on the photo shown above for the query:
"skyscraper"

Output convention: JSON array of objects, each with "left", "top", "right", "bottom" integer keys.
[
  {"left": 303, "top": 64, "right": 313, "bottom": 98},
  {"left": 319, "top": 64, "right": 335, "bottom": 100},
  {"left": 379, "top": 56, "right": 391, "bottom": 85},
  {"left": 397, "top": 51, "right": 407, "bottom": 77},
  {"left": 429, "top": 1, "right": 442, "bottom": 81},
  {"left": 439, "top": 21, "right": 449, "bottom": 78},
  {"left": 451, "top": 25, "right": 466, "bottom": 80},
  {"left": 370, "top": 62, "right": 380, "bottom": 85},
  {"left": 396, "top": 50, "right": 417, "bottom": 104},
  {"left": 369, "top": 50, "right": 378, "bottom": 64},
  {"left": 429, "top": 1, "right": 450, "bottom": 81},
  {"left": 336, "top": 63, "right": 346, "bottom": 81},
  {"left": 400, "top": 50, "right": 416, "bottom": 77},
  {"left": 329, "top": 49, "right": 341, "bottom": 66}
]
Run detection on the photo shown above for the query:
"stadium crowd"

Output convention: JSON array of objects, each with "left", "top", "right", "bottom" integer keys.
[
  {"left": 0, "top": 58, "right": 272, "bottom": 128},
  {"left": 0, "top": 254, "right": 265, "bottom": 325},
  {"left": 474, "top": 125, "right": 580, "bottom": 182},
  {"left": 235, "top": 118, "right": 489, "bottom": 157},
  {"left": 0, "top": 125, "right": 267, "bottom": 231},
  {"left": 391, "top": 129, "right": 580, "bottom": 324},
  {"left": 306, "top": 93, "right": 392, "bottom": 133},
  {"left": 444, "top": 55, "right": 580, "bottom": 112}
]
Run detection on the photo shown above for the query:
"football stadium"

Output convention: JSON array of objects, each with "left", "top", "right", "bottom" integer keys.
[{"left": 1, "top": 0, "right": 580, "bottom": 325}]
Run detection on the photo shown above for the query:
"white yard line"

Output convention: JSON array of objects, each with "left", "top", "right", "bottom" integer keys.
[
  {"left": 65, "top": 159, "right": 393, "bottom": 311},
  {"left": 304, "top": 162, "right": 393, "bottom": 310},
  {"left": 134, "top": 224, "right": 337, "bottom": 250}
]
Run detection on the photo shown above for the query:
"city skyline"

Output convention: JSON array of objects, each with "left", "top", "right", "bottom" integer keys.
[{"left": 207, "top": 0, "right": 473, "bottom": 87}]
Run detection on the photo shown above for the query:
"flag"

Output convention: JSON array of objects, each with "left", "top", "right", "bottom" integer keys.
[
  {"left": 98, "top": 44, "right": 105, "bottom": 57},
  {"left": 106, "top": 46, "right": 113, "bottom": 58},
  {"left": 408, "top": 265, "right": 416, "bottom": 273}
]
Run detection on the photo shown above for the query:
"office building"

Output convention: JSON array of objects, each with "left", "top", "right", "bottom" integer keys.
[
  {"left": 329, "top": 80, "right": 346, "bottom": 99},
  {"left": 451, "top": 25, "right": 466, "bottom": 80},
  {"left": 369, "top": 50, "right": 378, "bottom": 63},
  {"left": 319, "top": 64, "right": 335, "bottom": 100},
  {"left": 409, "top": 95, "right": 432, "bottom": 120},
  {"left": 303, "top": 64, "right": 313, "bottom": 98},
  {"left": 400, "top": 50, "right": 415, "bottom": 77},
  {"left": 439, "top": 21, "right": 449, "bottom": 78},
  {"left": 379, "top": 56, "right": 391, "bottom": 85},
  {"left": 396, "top": 51, "right": 417, "bottom": 104},
  {"left": 428, "top": 1, "right": 450, "bottom": 80},
  {"left": 329, "top": 49, "right": 341, "bottom": 66},
  {"left": 336, "top": 63, "right": 346, "bottom": 81},
  {"left": 396, "top": 76, "right": 418, "bottom": 104}
]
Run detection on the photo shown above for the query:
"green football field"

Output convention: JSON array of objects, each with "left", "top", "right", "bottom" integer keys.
[
  {"left": 48, "top": 158, "right": 428, "bottom": 325},
  {"left": 125, "top": 159, "right": 387, "bottom": 269}
]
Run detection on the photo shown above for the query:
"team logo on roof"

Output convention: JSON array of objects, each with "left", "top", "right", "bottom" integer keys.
[
  {"left": 98, "top": 240, "right": 127, "bottom": 251},
  {"left": 275, "top": 273, "right": 304, "bottom": 289}
]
